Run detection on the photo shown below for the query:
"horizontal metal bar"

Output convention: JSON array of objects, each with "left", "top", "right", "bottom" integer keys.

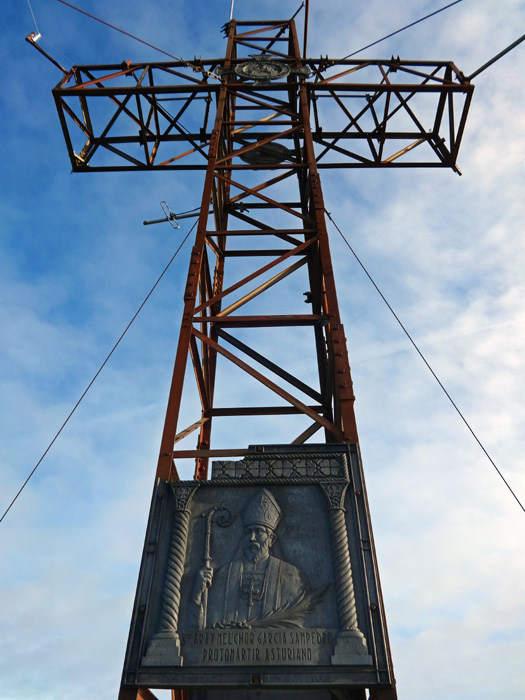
[
  {"left": 70, "top": 161, "right": 455, "bottom": 172},
  {"left": 80, "top": 130, "right": 454, "bottom": 144},
  {"left": 235, "top": 19, "right": 290, "bottom": 26},
  {"left": 223, "top": 164, "right": 306, "bottom": 171},
  {"left": 315, "top": 162, "right": 453, "bottom": 168},
  {"left": 192, "top": 315, "right": 327, "bottom": 326},
  {"left": 222, "top": 249, "right": 305, "bottom": 257},
  {"left": 55, "top": 59, "right": 462, "bottom": 75},
  {"left": 208, "top": 229, "right": 315, "bottom": 236},
  {"left": 54, "top": 85, "right": 219, "bottom": 96},
  {"left": 240, "top": 83, "right": 471, "bottom": 93},
  {"left": 53, "top": 82, "right": 471, "bottom": 98},
  {"left": 82, "top": 133, "right": 210, "bottom": 143},
  {"left": 207, "top": 406, "right": 324, "bottom": 417},
  {"left": 225, "top": 120, "right": 297, "bottom": 125},
  {"left": 71, "top": 164, "right": 210, "bottom": 171},
  {"left": 233, "top": 37, "right": 288, "bottom": 42},
  {"left": 172, "top": 449, "right": 249, "bottom": 458},
  {"left": 227, "top": 202, "right": 303, "bottom": 209}
]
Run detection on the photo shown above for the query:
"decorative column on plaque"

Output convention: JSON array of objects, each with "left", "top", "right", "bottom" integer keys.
[
  {"left": 143, "top": 484, "right": 198, "bottom": 666},
  {"left": 321, "top": 481, "right": 372, "bottom": 665}
]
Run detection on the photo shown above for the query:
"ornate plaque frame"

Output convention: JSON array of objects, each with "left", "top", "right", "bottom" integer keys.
[{"left": 120, "top": 445, "right": 395, "bottom": 693}]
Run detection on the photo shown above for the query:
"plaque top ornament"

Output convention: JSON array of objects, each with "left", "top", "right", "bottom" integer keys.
[{"left": 212, "top": 448, "right": 349, "bottom": 481}]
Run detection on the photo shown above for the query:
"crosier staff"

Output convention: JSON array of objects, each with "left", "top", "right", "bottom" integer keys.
[{"left": 201, "top": 504, "right": 235, "bottom": 627}]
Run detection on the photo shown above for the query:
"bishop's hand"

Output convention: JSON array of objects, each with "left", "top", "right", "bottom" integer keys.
[{"left": 191, "top": 566, "right": 213, "bottom": 604}]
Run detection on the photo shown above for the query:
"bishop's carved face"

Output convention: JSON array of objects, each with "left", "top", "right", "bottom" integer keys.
[{"left": 243, "top": 524, "right": 275, "bottom": 563}]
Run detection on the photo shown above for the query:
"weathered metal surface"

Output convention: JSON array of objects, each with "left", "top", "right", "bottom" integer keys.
[
  {"left": 42, "top": 18, "right": 406, "bottom": 700},
  {"left": 116, "top": 18, "right": 367, "bottom": 482},
  {"left": 52, "top": 47, "right": 473, "bottom": 172},
  {"left": 121, "top": 445, "right": 395, "bottom": 696}
]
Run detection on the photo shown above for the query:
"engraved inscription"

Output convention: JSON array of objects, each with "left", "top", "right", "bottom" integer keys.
[{"left": 180, "top": 628, "right": 335, "bottom": 666}]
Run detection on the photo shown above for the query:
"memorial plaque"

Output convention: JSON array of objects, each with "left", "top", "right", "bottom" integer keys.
[{"left": 120, "top": 445, "right": 395, "bottom": 693}]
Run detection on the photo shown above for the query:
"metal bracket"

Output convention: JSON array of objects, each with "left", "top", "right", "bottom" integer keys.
[{"left": 143, "top": 202, "right": 181, "bottom": 229}]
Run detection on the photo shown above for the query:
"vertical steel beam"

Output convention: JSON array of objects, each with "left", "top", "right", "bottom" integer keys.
[
  {"left": 120, "top": 18, "right": 397, "bottom": 700},
  {"left": 291, "top": 21, "right": 359, "bottom": 443},
  {"left": 155, "top": 21, "right": 237, "bottom": 482},
  {"left": 156, "top": 18, "right": 362, "bottom": 483}
]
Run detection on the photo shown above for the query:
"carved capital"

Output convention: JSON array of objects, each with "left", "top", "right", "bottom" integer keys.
[
  {"left": 321, "top": 481, "right": 347, "bottom": 510},
  {"left": 170, "top": 483, "right": 199, "bottom": 511}
]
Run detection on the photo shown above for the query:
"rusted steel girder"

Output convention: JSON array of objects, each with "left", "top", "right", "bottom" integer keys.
[
  {"left": 70, "top": 17, "right": 401, "bottom": 700},
  {"left": 114, "top": 20, "right": 397, "bottom": 700},
  {"left": 52, "top": 39, "right": 473, "bottom": 172},
  {"left": 155, "top": 23, "right": 236, "bottom": 483},
  {"left": 150, "top": 19, "right": 368, "bottom": 484}
]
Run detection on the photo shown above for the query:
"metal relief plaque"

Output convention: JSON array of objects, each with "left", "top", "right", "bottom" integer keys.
[{"left": 121, "top": 445, "right": 395, "bottom": 691}]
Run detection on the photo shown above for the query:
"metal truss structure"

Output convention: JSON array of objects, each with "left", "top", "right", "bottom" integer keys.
[
  {"left": 47, "top": 18, "right": 475, "bottom": 484},
  {"left": 51, "top": 25, "right": 473, "bottom": 174},
  {"left": 41, "top": 15, "right": 476, "bottom": 700}
]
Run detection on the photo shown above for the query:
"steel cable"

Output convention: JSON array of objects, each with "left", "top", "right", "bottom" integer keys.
[
  {"left": 340, "top": 0, "right": 464, "bottom": 60},
  {"left": 0, "top": 222, "right": 195, "bottom": 524},
  {"left": 56, "top": 0, "right": 220, "bottom": 79},
  {"left": 326, "top": 210, "right": 525, "bottom": 515},
  {"left": 26, "top": 0, "right": 41, "bottom": 34}
]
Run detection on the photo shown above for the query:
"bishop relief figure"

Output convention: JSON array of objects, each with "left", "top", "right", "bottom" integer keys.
[{"left": 190, "top": 489, "right": 326, "bottom": 629}]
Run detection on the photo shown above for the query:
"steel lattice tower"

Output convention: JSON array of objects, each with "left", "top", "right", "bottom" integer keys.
[{"left": 40, "top": 16, "right": 473, "bottom": 700}]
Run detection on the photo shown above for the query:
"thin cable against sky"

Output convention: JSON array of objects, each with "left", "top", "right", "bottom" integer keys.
[
  {"left": 326, "top": 210, "right": 525, "bottom": 515},
  {"left": 56, "top": 0, "right": 219, "bottom": 78},
  {"left": 341, "top": 0, "right": 464, "bottom": 59},
  {"left": 0, "top": 223, "right": 195, "bottom": 524},
  {"left": 26, "top": 0, "right": 40, "bottom": 34}
]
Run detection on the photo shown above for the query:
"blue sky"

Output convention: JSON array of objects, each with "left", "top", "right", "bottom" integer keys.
[{"left": 1, "top": 1, "right": 525, "bottom": 698}]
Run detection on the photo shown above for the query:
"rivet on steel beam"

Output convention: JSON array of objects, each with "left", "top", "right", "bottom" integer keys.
[
  {"left": 370, "top": 603, "right": 378, "bottom": 611},
  {"left": 139, "top": 605, "right": 146, "bottom": 612}
]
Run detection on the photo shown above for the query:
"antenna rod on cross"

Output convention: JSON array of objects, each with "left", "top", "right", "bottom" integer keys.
[{"left": 303, "top": 0, "right": 310, "bottom": 58}]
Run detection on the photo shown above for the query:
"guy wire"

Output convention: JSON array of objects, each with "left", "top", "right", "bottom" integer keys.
[
  {"left": 0, "top": 222, "right": 195, "bottom": 524},
  {"left": 27, "top": 0, "right": 40, "bottom": 34},
  {"left": 326, "top": 209, "right": 525, "bottom": 515}
]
